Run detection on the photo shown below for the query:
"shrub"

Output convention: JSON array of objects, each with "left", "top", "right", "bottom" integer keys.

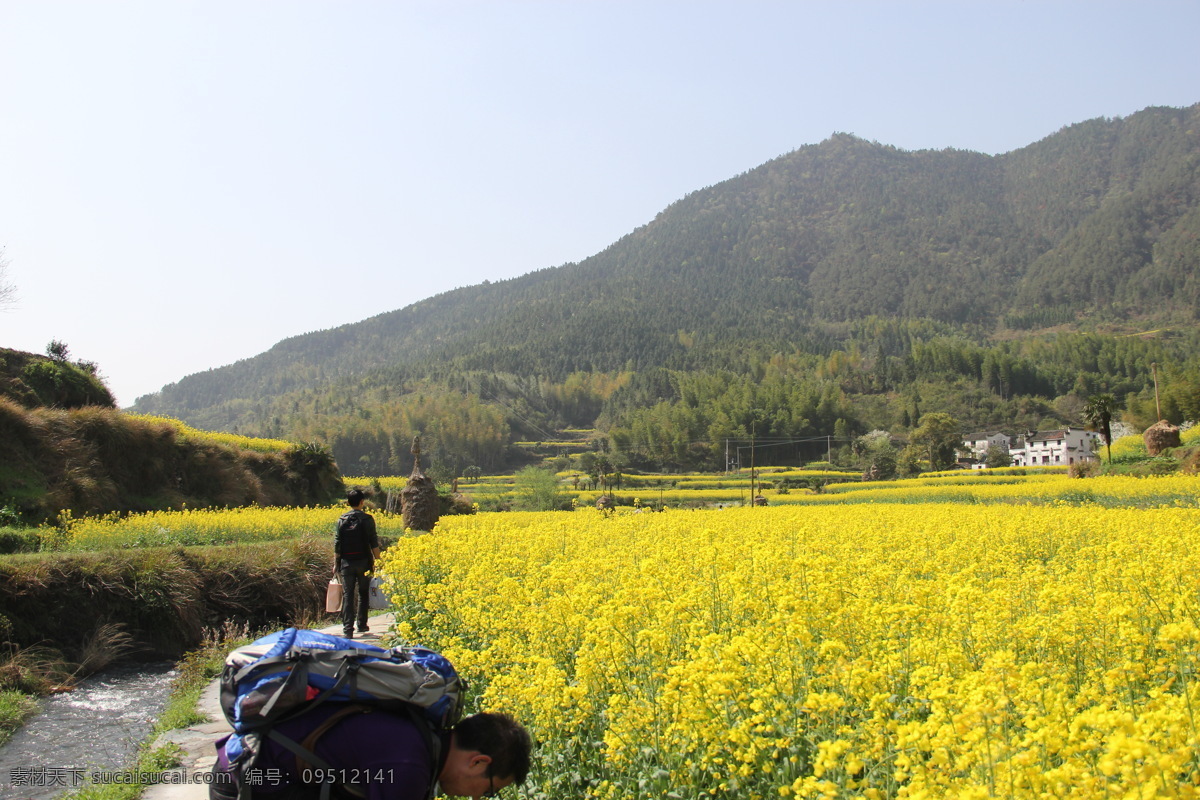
[
  {"left": 1068, "top": 460, "right": 1101, "bottom": 478},
  {"left": 0, "top": 529, "right": 39, "bottom": 554},
  {"left": 512, "top": 466, "right": 568, "bottom": 512},
  {"left": 1122, "top": 456, "right": 1181, "bottom": 477},
  {"left": 15, "top": 356, "right": 115, "bottom": 409}
]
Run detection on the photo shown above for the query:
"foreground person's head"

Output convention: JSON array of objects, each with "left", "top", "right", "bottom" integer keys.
[{"left": 439, "top": 712, "right": 532, "bottom": 798}]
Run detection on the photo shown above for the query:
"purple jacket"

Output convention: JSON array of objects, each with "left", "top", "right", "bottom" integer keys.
[{"left": 215, "top": 704, "right": 448, "bottom": 800}]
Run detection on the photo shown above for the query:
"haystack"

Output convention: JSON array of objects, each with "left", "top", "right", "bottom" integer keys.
[
  {"left": 400, "top": 436, "right": 440, "bottom": 532},
  {"left": 1143, "top": 420, "right": 1181, "bottom": 456}
]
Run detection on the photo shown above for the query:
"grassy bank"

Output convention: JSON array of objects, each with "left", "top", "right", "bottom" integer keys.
[
  {"left": 0, "top": 535, "right": 353, "bottom": 747},
  {"left": 0, "top": 530, "right": 401, "bottom": 745},
  {"left": 0, "top": 536, "right": 340, "bottom": 659},
  {"left": 0, "top": 689, "right": 38, "bottom": 747},
  {"left": 0, "top": 398, "right": 344, "bottom": 524}
]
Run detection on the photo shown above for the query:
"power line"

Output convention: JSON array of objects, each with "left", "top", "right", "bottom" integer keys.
[{"left": 478, "top": 389, "right": 558, "bottom": 442}]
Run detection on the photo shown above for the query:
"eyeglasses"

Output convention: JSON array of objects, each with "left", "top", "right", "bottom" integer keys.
[{"left": 483, "top": 773, "right": 501, "bottom": 799}]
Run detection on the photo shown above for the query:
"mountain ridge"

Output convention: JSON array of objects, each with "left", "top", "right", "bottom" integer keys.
[{"left": 130, "top": 103, "right": 1200, "bottom": 470}]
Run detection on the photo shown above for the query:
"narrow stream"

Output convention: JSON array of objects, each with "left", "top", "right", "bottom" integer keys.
[{"left": 0, "top": 662, "right": 176, "bottom": 800}]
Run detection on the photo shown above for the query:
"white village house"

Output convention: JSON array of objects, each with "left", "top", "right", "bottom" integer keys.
[
  {"left": 963, "top": 431, "right": 1012, "bottom": 460},
  {"left": 1009, "top": 427, "right": 1102, "bottom": 467},
  {"left": 962, "top": 427, "right": 1102, "bottom": 468}
]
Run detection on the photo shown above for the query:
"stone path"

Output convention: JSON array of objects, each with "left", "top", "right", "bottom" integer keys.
[{"left": 142, "top": 612, "right": 396, "bottom": 800}]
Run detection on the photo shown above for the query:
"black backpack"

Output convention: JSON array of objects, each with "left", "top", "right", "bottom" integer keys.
[{"left": 335, "top": 511, "right": 370, "bottom": 561}]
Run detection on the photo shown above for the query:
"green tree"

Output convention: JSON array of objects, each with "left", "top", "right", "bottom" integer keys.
[
  {"left": 985, "top": 445, "right": 1013, "bottom": 469},
  {"left": 909, "top": 412, "right": 962, "bottom": 471},
  {"left": 427, "top": 462, "right": 456, "bottom": 488},
  {"left": 590, "top": 455, "right": 613, "bottom": 492},
  {"left": 898, "top": 444, "right": 925, "bottom": 477},
  {"left": 861, "top": 434, "right": 898, "bottom": 480},
  {"left": 1083, "top": 393, "right": 1117, "bottom": 464},
  {"left": 578, "top": 452, "right": 597, "bottom": 475},
  {"left": 46, "top": 340, "right": 70, "bottom": 362},
  {"left": 512, "top": 466, "right": 566, "bottom": 511}
]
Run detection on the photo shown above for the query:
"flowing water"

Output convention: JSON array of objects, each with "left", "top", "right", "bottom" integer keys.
[{"left": 0, "top": 662, "right": 176, "bottom": 800}]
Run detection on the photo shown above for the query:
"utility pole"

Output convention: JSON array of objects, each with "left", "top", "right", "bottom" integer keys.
[
  {"left": 748, "top": 409, "right": 763, "bottom": 506},
  {"left": 750, "top": 428, "right": 756, "bottom": 506},
  {"left": 1151, "top": 362, "right": 1162, "bottom": 420}
]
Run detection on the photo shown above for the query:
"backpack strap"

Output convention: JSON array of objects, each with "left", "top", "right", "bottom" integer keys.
[
  {"left": 396, "top": 704, "right": 443, "bottom": 800},
  {"left": 271, "top": 705, "right": 436, "bottom": 800},
  {"left": 238, "top": 705, "right": 369, "bottom": 800},
  {"left": 285, "top": 705, "right": 373, "bottom": 800},
  {"left": 238, "top": 648, "right": 366, "bottom": 724},
  {"left": 265, "top": 727, "right": 339, "bottom": 800}
]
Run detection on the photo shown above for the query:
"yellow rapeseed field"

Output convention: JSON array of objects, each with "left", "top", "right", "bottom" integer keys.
[
  {"left": 380, "top": 501, "right": 1200, "bottom": 799},
  {"left": 343, "top": 476, "right": 409, "bottom": 492},
  {"left": 59, "top": 505, "right": 409, "bottom": 549},
  {"left": 570, "top": 473, "right": 1200, "bottom": 510},
  {"left": 126, "top": 414, "right": 297, "bottom": 453}
]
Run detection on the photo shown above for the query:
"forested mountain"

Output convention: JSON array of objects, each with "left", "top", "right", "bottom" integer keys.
[{"left": 132, "top": 103, "right": 1200, "bottom": 474}]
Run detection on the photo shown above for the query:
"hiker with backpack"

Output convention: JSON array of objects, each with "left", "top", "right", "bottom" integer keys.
[
  {"left": 336, "top": 489, "right": 380, "bottom": 639},
  {"left": 210, "top": 628, "right": 532, "bottom": 800},
  {"left": 210, "top": 706, "right": 530, "bottom": 800}
]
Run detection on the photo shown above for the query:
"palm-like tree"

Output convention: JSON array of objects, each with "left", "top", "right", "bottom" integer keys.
[{"left": 1083, "top": 393, "right": 1117, "bottom": 464}]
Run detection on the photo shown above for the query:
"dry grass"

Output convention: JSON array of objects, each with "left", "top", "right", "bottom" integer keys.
[
  {"left": 75, "top": 623, "right": 138, "bottom": 675},
  {"left": 0, "top": 537, "right": 333, "bottom": 662},
  {"left": 1, "top": 403, "right": 343, "bottom": 522},
  {"left": 0, "top": 641, "right": 76, "bottom": 695}
]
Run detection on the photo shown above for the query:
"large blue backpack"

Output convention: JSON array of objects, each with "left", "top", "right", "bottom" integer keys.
[{"left": 219, "top": 628, "right": 463, "bottom": 800}]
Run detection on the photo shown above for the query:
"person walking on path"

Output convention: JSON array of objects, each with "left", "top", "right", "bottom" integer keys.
[{"left": 335, "top": 488, "right": 380, "bottom": 639}]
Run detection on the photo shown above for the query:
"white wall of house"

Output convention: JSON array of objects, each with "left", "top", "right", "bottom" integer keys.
[
  {"left": 964, "top": 432, "right": 1011, "bottom": 459},
  {"left": 1009, "top": 427, "right": 1101, "bottom": 466}
]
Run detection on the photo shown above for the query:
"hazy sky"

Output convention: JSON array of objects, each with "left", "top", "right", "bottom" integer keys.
[{"left": 1, "top": 1, "right": 1196, "bottom": 407}]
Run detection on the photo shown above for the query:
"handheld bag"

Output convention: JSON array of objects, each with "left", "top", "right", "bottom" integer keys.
[
  {"left": 219, "top": 627, "right": 463, "bottom": 800},
  {"left": 367, "top": 576, "right": 390, "bottom": 610},
  {"left": 324, "top": 579, "right": 343, "bottom": 613}
]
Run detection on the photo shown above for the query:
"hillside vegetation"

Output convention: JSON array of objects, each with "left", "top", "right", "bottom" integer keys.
[
  {"left": 0, "top": 346, "right": 115, "bottom": 409},
  {"left": 127, "top": 103, "right": 1200, "bottom": 474},
  {"left": 0, "top": 397, "right": 344, "bottom": 524}
]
